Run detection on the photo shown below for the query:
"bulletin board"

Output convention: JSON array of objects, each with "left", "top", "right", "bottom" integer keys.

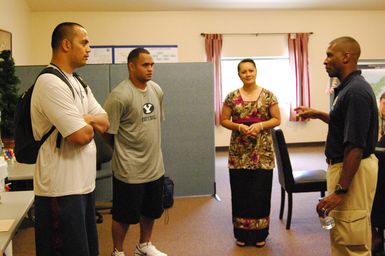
[
  {"left": 0, "top": 29, "right": 12, "bottom": 52},
  {"left": 88, "top": 45, "right": 178, "bottom": 64}
]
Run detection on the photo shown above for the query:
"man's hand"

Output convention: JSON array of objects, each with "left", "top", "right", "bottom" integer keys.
[
  {"left": 316, "top": 193, "right": 346, "bottom": 217},
  {"left": 294, "top": 106, "right": 316, "bottom": 119},
  {"left": 83, "top": 114, "right": 94, "bottom": 125},
  {"left": 294, "top": 106, "right": 330, "bottom": 124},
  {"left": 83, "top": 113, "right": 110, "bottom": 133}
]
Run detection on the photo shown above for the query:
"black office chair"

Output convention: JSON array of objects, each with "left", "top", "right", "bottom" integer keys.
[
  {"left": 272, "top": 127, "right": 327, "bottom": 230},
  {"left": 94, "top": 132, "right": 113, "bottom": 223}
]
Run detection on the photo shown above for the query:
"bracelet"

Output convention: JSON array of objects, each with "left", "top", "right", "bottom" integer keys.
[
  {"left": 259, "top": 122, "right": 263, "bottom": 131},
  {"left": 238, "top": 124, "right": 241, "bottom": 132}
]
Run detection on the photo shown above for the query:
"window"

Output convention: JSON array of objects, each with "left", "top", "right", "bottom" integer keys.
[
  {"left": 221, "top": 57, "right": 293, "bottom": 107},
  {"left": 358, "top": 60, "right": 385, "bottom": 100}
]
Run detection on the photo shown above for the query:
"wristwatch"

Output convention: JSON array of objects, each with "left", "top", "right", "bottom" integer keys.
[{"left": 335, "top": 184, "right": 348, "bottom": 194}]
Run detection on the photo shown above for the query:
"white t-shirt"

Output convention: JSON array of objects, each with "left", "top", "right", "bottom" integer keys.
[{"left": 31, "top": 67, "right": 106, "bottom": 196}]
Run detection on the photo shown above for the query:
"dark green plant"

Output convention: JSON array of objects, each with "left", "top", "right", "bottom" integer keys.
[{"left": 0, "top": 50, "right": 19, "bottom": 138}]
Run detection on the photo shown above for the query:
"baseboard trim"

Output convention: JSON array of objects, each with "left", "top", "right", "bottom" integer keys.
[
  {"left": 286, "top": 141, "right": 325, "bottom": 147},
  {"left": 215, "top": 146, "right": 229, "bottom": 152}
]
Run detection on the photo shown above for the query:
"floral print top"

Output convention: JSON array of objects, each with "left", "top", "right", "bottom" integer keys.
[{"left": 224, "top": 88, "right": 278, "bottom": 170}]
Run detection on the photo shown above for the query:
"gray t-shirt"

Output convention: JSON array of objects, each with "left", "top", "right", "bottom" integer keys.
[{"left": 104, "top": 79, "right": 165, "bottom": 184}]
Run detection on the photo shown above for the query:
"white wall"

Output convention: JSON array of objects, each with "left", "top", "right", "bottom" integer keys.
[
  {"left": 0, "top": 0, "right": 31, "bottom": 64},
  {"left": 5, "top": 6, "right": 385, "bottom": 145}
]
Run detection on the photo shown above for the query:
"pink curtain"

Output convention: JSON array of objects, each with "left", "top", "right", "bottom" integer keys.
[
  {"left": 205, "top": 34, "right": 223, "bottom": 126},
  {"left": 288, "top": 33, "right": 310, "bottom": 121}
]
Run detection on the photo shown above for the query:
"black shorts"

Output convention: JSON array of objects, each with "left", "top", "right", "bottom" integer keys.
[
  {"left": 112, "top": 176, "right": 164, "bottom": 224},
  {"left": 34, "top": 192, "right": 99, "bottom": 256}
]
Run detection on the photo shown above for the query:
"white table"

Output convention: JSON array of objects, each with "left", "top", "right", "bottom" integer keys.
[{"left": 0, "top": 191, "right": 34, "bottom": 255}]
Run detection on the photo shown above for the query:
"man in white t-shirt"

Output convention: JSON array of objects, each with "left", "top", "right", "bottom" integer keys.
[
  {"left": 103, "top": 48, "right": 167, "bottom": 256},
  {"left": 31, "top": 22, "right": 109, "bottom": 256}
]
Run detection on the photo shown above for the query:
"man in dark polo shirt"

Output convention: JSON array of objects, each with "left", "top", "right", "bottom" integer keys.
[{"left": 295, "top": 36, "right": 378, "bottom": 256}]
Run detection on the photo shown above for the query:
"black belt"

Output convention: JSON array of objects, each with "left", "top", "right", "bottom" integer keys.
[
  {"left": 326, "top": 157, "right": 343, "bottom": 165},
  {"left": 326, "top": 154, "right": 371, "bottom": 165}
]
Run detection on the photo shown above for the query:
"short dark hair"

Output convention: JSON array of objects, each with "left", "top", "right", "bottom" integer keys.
[
  {"left": 51, "top": 22, "right": 83, "bottom": 50},
  {"left": 127, "top": 48, "right": 150, "bottom": 64},
  {"left": 330, "top": 36, "right": 361, "bottom": 60},
  {"left": 237, "top": 58, "right": 256, "bottom": 72}
]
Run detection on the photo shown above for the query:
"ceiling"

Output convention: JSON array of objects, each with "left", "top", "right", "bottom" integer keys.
[{"left": 24, "top": 0, "right": 385, "bottom": 12}]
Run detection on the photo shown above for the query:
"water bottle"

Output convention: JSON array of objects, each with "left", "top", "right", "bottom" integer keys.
[
  {"left": 318, "top": 197, "right": 335, "bottom": 230},
  {"left": 319, "top": 214, "right": 335, "bottom": 230}
]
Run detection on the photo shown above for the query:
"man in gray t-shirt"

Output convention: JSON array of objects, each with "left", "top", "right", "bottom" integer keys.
[{"left": 103, "top": 48, "right": 167, "bottom": 256}]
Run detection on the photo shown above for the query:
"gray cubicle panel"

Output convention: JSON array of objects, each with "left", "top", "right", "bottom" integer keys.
[
  {"left": 77, "top": 65, "right": 110, "bottom": 104},
  {"left": 15, "top": 62, "right": 215, "bottom": 197},
  {"left": 110, "top": 63, "right": 215, "bottom": 196},
  {"left": 15, "top": 65, "right": 45, "bottom": 93},
  {"left": 15, "top": 65, "right": 110, "bottom": 104}
]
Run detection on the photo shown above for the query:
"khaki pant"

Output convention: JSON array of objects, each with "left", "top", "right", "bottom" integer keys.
[{"left": 328, "top": 154, "right": 378, "bottom": 256}]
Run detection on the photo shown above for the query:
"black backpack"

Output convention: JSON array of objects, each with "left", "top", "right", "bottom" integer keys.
[
  {"left": 14, "top": 66, "right": 87, "bottom": 164},
  {"left": 163, "top": 176, "right": 174, "bottom": 209}
]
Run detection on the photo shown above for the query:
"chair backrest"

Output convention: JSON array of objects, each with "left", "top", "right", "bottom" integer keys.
[{"left": 272, "top": 127, "right": 295, "bottom": 190}]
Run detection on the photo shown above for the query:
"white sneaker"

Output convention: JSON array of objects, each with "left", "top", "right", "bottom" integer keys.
[
  {"left": 112, "top": 248, "right": 126, "bottom": 256},
  {"left": 134, "top": 242, "right": 167, "bottom": 256}
]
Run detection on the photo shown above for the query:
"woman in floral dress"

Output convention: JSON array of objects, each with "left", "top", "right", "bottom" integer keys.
[{"left": 221, "top": 59, "right": 281, "bottom": 248}]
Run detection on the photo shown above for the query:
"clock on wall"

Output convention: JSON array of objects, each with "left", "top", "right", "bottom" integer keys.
[{"left": 0, "top": 29, "right": 12, "bottom": 52}]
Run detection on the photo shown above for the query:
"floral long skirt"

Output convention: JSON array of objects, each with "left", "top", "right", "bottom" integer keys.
[{"left": 229, "top": 168, "right": 273, "bottom": 245}]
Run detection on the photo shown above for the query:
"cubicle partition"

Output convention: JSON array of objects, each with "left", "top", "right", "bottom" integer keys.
[{"left": 15, "top": 63, "right": 215, "bottom": 197}]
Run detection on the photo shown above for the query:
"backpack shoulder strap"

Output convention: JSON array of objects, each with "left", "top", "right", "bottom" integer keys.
[
  {"left": 38, "top": 66, "right": 76, "bottom": 148},
  {"left": 40, "top": 126, "right": 56, "bottom": 143},
  {"left": 40, "top": 67, "right": 75, "bottom": 98}
]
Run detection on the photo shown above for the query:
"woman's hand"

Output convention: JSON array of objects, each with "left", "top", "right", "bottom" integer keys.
[
  {"left": 239, "top": 124, "right": 251, "bottom": 134},
  {"left": 241, "top": 123, "right": 262, "bottom": 136}
]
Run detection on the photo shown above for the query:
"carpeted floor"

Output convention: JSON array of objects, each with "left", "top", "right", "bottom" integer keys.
[{"left": 12, "top": 145, "right": 332, "bottom": 256}]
